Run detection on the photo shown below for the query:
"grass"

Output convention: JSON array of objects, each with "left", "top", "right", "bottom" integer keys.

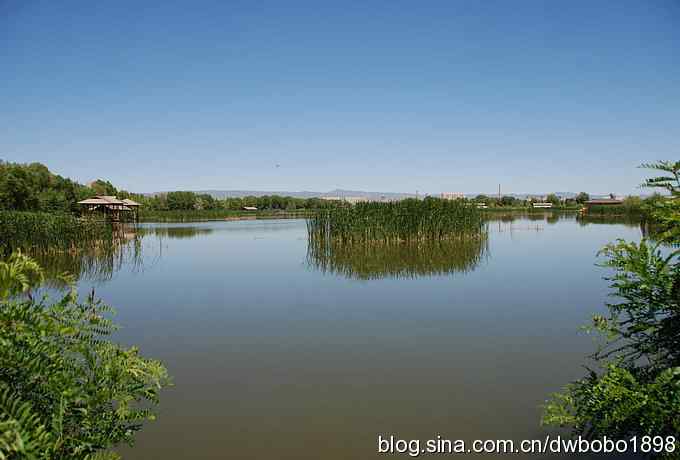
[
  {"left": 0, "top": 211, "right": 113, "bottom": 254},
  {"left": 307, "top": 198, "right": 486, "bottom": 245}
]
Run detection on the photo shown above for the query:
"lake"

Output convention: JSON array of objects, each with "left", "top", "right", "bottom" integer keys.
[{"left": 55, "top": 214, "right": 643, "bottom": 459}]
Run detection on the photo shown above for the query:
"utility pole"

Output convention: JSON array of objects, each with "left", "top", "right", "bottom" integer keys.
[{"left": 498, "top": 184, "right": 501, "bottom": 200}]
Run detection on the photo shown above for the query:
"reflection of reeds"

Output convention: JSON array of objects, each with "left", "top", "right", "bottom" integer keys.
[
  {"left": 2, "top": 219, "right": 146, "bottom": 288},
  {"left": 30, "top": 237, "right": 144, "bottom": 288},
  {"left": 307, "top": 198, "right": 485, "bottom": 244},
  {"left": 307, "top": 235, "right": 488, "bottom": 280}
]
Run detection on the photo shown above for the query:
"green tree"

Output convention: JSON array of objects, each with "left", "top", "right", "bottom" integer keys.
[
  {"left": 543, "top": 162, "right": 680, "bottom": 455},
  {"left": 500, "top": 195, "right": 517, "bottom": 206},
  {"left": 546, "top": 193, "right": 561, "bottom": 206},
  {"left": 166, "top": 191, "right": 197, "bottom": 210},
  {"left": 575, "top": 192, "right": 590, "bottom": 204},
  {"left": 0, "top": 254, "right": 170, "bottom": 459},
  {"left": 641, "top": 161, "right": 680, "bottom": 241}
]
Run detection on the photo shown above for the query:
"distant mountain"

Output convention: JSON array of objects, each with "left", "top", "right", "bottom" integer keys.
[
  {"left": 145, "top": 189, "right": 642, "bottom": 200},
  {"left": 146, "top": 189, "right": 417, "bottom": 200}
]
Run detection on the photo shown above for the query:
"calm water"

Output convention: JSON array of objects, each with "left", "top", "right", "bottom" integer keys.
[{"left": 59, "top": 215, "right": 643, "bottom": 459}]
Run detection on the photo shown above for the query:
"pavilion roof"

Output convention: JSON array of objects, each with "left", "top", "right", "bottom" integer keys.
[{"left": 78, "top": 195, "right": 136, "bottom": 206}]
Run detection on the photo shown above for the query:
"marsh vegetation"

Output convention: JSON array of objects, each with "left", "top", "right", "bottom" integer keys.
[
  {"left": 0, "top": 211, "right": 113, "bottom": 254},
  {"left": 307, "top": 198, "right": 486, "bottom": 245}
]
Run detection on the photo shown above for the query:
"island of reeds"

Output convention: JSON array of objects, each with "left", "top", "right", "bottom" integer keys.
[
  {"left": 307, "top": 197, "right": 486, "bottom": 244},
  {"left": 306, "top": 198, "right": 488, "bottom": 279}
]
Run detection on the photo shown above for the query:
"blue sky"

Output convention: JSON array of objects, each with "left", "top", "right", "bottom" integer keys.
[{"left": 2, "top": 0, "right": 678, "bottom": 194}]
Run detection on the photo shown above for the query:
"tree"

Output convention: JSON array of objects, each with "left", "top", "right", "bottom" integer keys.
[
  {"left": 166, "top": 191, "right": 197, "bottom": 210},
  {"left": 575, "top": 192, "right": 590, "bottom": 204},
  {"left": 500, "top": 195, "right": 517, "bottom": 206},
  {"left": 641, "top": 161, "right": 680, "bottom": 242},
  {"left": 0, "top": 162, "right": 96, "bottom": 213},
  {"left": 90, "top": 179, "right": 117, "bottom": 196},
  {"left": 543, "top": 162, "right": 680, "bottom": 453},
  {"left": 546, "top": 193, "right": 561, "bottom": 205},
  {"left": 0, "top": 254, "right": 170, "bottom": 459}
]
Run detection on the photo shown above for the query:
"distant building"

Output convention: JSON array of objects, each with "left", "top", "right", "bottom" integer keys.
[
  {"left": 441, "top": 192, "right": 465, "bottom": 200},
  {"left": 476, "top": 203, "right": 488, "bottom": 209},
  {"left": 527, "top": 195, "right": 546, "bottom": 202},
  {"left": 242, "top": 206, "right": 258, "bottom": 211},
  {"left": 532, "top": 202, "right": 553, "bottom": 208}
]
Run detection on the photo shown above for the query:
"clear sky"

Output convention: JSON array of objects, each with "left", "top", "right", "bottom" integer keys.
[{"left": 2, "top": 1, "right": 678, "bottom": 195}]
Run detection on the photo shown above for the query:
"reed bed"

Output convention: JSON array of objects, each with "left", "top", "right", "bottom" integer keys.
[
  {"left": 0, "top": 211, "right": 113, "bottom": 254},
  {"left": 307, "top": 198, "right": 485, "bottom": 244}
]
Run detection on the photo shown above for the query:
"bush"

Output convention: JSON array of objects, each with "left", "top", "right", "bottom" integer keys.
[
  {"left": 543, "top": 162, "right": 680, "bottom": 457},
  {"left": 0, "top": 254, "right": 170, "bottom": 459}
]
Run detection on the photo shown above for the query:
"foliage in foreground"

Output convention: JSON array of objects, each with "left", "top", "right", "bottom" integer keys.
[
  {"left": 0, "top": 255, "right": 170, "bottom": 459},
  {"left": 543, "top": 161, "right": 680, "bottom": 457}
]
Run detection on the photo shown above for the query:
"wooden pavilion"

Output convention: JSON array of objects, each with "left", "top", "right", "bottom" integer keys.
[{"left": 78, "top": 196, "right": 141, "bottom": 221}]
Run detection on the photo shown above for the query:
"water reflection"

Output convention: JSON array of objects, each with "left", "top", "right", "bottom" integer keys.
[
  {"left": 137, "top": 225, "right": 215, "bottom": 239},
  {"left": 483, "top": 211, "right": 576, "bottom": 224},
  {"left": 24, "top": 214, "right": 656, "bottom": 288},
  {"left": 30, "top": 225, "right": 145, "bottom": 287},
  {"left": 307, "top": 236, "right": 488, "bottom": 280},
  {"left": 576, "top": 214, "right": 643, "bottom": 228}
]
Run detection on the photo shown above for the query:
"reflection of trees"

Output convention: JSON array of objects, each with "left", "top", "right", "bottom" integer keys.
[
  {"left": 137, "top": 226, "right": 214, "bottom": 239},
  {"left": 307, "top": 235, "right": 488, "bottom": 280},
  {"left": 576, "top": 215, "right": 644, "bottom": 229},
  {"left": 483, "top": 212, "right": 575, "bottom": 224}
]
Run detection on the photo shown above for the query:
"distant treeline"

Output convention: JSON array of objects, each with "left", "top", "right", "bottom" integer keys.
[
  {"left": 137, "top": 208, "right": 315, "bottom": 222},
  {"left": 0, "top": 160, "right": 661, "bottom": 217},
  {"left": 0, "top": 161, "right": 345, "bottom": 214},
  {"left": 141, "top": 192, "right": 345, "bottom": 212}
]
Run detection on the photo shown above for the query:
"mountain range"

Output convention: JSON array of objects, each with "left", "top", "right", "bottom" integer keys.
[{"left": 146, "top": 189, "right": 631, "bottom": 200}]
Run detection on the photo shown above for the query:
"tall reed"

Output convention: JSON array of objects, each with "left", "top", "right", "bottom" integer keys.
[
  {"left": 307, "top": 198, "right": 486, "bottom": 245},
  {"left": 0, "top": 211, "right": 113, "bottom": 254}
]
